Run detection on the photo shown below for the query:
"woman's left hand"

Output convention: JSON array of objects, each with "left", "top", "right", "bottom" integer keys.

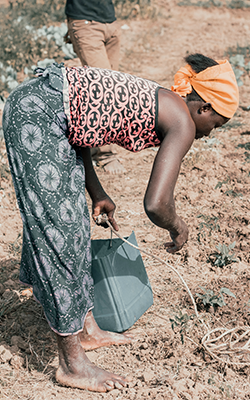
[{"left": 92, "top": 197, "right": 119, "bottom": 231}]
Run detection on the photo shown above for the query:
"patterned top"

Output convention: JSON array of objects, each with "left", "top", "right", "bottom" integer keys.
[{"left": 64, "top": 66, "right": 162, "bottom": 152}]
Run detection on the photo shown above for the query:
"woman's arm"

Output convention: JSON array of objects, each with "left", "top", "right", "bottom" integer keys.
[
  {"left": 81, "top": 147, "right": 118, "bottom": 230},
  {"left": 144, "top": 90, "right": 195, "bottom": 252}
]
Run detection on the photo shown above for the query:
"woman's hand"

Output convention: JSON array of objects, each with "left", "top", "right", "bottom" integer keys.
[
  {"left": 80, "top": 147, "right": 119, "bottom": 231},
  {"left": 92, "top": 196, "right": 119, "bottom": 231},
  {"left": 164, "top": 218, "right": 189, "bottom": 254}
]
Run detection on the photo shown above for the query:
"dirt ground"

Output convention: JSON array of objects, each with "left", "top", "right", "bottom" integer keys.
[{"left": 1, "top": 0, "right": 250, "bottom": 399}]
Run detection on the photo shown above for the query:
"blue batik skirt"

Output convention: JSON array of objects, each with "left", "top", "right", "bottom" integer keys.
[{"left": 2, "top": 64, "right": 94, "bottom": 335}]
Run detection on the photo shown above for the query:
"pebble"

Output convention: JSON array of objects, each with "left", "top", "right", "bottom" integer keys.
[
  {"left": 10, "top": 345, "right": 19, "bottom": 354},
  {"left": 143, "top": 233, "right": 156, "bottom": 243},
  {"left": 10, "top": 354, "right": 24, "bottom": 369},
  {"left": 0, "top": 344, "right": 12, "bottom": 363},
  {"left": 4, "top": 279, "right": 15, "bottom": 287},
  {"left": 110, "top": 389, "right": 120, "bottom": 398},
  {"left": 11, "top": 335, "right": 28, "bottom": 350},
  {"left": 2, "top": 288, "right": 15, "bottom": 299},
  {"left": 142, "top": 371, "right": 155, "bottom": 383},
  {"left": 172, "top": 378, "right": 187, "bottom": 392}
]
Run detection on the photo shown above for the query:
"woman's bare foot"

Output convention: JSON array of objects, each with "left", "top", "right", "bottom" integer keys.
[
  {"left": 91, "top": 146, "right": 126, "bottom": 174},
  {"left": 56, "top": 334, "right": 130, "bottom": 392},
  {"left": 103, "top": 158, "right": 126, "bottom": 174},
  {"left": 79, "top": 311, "right": 133, "bottom": 351}
]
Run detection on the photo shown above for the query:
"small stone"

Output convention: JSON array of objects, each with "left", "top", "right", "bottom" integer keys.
[
  {"left": 11, "top": 336, "right": 28, "bottom": 351},
  {"left": 143, "top": 370, "right": 155, "bottom": 383},
  {"left": 2, "top": 289, "right": 12, "bottom": 299},
  {"left": 10, "top": 345, "right": 19, "bottom": 354},
  {"left": 110, "top": 389, "right": 120, "bottom": 398},
  {"left": 10, "top": 354, "right": 24, "bottom": 369},
  {"left": 172, "top": 379, "right": 187, "bottom": 392},
  {"left": 143, "top": 234, "right": 156, "bottom": 243},
  {"left": 0, "top": 345, "right": 13, "bottom": 363},
  {"left": 4, "top": 279, "right": 15, "bottom": 287}
]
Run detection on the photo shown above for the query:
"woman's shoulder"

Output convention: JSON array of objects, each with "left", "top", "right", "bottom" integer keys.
[
  {"left": 158, "top": 87, "right": 188, "bottom": 109},
  {"left": 157, "top": 88, "right": 195, "bottom": 141}
]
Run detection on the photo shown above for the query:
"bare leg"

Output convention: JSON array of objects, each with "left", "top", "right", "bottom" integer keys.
[
  {"left": 79, "top": 311, "right": 133, "bottom": 351},
  {"left": 56, "top": 333, "right": 130, "bottom": 392}
]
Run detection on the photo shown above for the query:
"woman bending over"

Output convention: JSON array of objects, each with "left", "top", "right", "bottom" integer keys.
[{"left": 3, "top": 53, "right": 238, "bottom": 392}]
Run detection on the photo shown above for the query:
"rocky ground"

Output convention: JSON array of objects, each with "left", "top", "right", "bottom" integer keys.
[{"left": 0, "top": 0, "right": 250, "bottom": 399}]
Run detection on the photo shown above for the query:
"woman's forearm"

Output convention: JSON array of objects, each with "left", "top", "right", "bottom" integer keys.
[{"left": 81, "top": 147, "right": 107, "bottom": 202}]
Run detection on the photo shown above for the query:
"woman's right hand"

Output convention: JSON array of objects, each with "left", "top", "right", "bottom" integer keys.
[
  {"left": 164, "top": 218, "right": 189, "bottom": 254},
  {"left": 92, "top": 196, "right": 119, "bottom": 232}
]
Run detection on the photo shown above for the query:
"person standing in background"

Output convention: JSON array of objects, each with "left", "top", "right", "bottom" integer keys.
[
  {"left": 65, "top": 0, "right": 125, "bottom": 173},
  {"left": 65, "top": 0, "right": 121, "bottom": 70}
]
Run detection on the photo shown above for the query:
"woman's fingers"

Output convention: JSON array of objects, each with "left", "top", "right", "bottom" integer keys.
[
  {"left": 164, "top": 241, "right": 175, "bottom": 248},
  {"left": 107, "top": 213, "right": 119, "bottom": 231},
  {"left": 92, "top": 211, "right": 119, "bottom": 232},
  {"left": 164, "top": 240, "right": 184, "bottom": 253}
]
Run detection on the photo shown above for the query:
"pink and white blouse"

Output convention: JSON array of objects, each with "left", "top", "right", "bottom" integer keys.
[{"left": 63, "top": 66, "right": 162, "bottom": 152}]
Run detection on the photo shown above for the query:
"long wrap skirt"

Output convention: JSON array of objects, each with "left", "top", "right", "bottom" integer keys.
[{"left": 2, "top": 64, "right": 94, "bottom": 335}]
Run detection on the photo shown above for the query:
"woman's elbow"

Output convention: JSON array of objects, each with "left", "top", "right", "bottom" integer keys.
[
  {"left": 144, "top": 197, "right": 163, "bottom": 221},
  {"left": 144, "top": 195, "right": 175, "bottom": 227}
]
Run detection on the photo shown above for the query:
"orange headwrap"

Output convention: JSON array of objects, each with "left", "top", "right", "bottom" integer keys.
[{"left": 171, "top": 60, "right": 239, "bottom": 118}]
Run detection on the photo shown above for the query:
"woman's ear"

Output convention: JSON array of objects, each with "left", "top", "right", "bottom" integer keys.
[{"left": 198, "top": 102, "right": 212, "bottom": 114}]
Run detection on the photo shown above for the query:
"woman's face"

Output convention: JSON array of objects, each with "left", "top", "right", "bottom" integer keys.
[
  {"left": 195, "top": 112, "right": 229, "bottom": 139},
  {"left": 190, "top": 103, "right": 229, "bottom": 139}
]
